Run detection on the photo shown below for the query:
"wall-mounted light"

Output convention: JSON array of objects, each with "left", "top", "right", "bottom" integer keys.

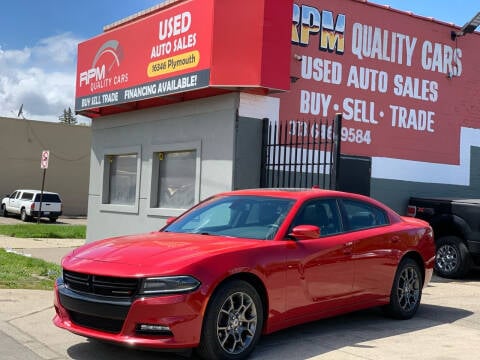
[
  {"left": 293, "top": 54, "right": 303, "bottom": 61},
  {"left": 451, "top": 11, "right": 480, "bottom": 40}
]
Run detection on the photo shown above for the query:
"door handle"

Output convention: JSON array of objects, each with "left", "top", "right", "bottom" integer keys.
[{"left": 391, "top": 236, "right": 400, "bottom": 243}]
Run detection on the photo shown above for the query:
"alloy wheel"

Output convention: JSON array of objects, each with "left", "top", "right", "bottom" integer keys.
[
  {"left": 436, "top": 244, "right": 458, "bottom": 274},
  {"left": 216, "top": 291, "right": 258, "bottom": 355},
  {"left": 396, "top": 265, "right": 420, "bottom": 312}
]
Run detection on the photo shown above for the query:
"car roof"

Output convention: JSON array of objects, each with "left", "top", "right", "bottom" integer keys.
[
  {"left": 13, "top": 189, "right": 60, "bottom": 195},
  {"left": 216, "top": 188, "right": 373, "bottom": 202},
  {"left": 214, "top": 188, "right": 401, "bottom": 221}
]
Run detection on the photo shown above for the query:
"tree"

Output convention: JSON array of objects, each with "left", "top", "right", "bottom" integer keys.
[{"left": 58, "top": 107, "right": 77, "bottom": 125}]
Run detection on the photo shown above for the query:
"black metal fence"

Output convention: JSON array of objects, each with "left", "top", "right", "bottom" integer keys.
[{"left": 260, "top": 114, "right": 342, "bottom": 190}]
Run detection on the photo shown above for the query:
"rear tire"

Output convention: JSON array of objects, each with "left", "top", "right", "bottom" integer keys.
[
  {"left": 20, "top": 208, "right": 31, "bottom": 222},
  {"left": 384, "top": 258, "right": 423, "bottom": 320},
  {"left": 196, "top": 280, "right": 264, "bottom": 360},
  {"left": 435, "top": 236, "right": 471, "bottom": 278},
  {"left": 49, "top": 217, "right": 57, "bottom": 223}
]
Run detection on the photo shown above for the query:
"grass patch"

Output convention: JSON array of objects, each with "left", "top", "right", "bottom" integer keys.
[
  {"left": 0, "top": 224, "right": 85, "bottom": 239},
  {"left": 0, "top": 249, "right": 61, "bottom": 290}
]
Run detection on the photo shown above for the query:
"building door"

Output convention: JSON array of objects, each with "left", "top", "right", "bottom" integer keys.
[{"left": 337, "top": 155, "right": 371, "bottom": 196}]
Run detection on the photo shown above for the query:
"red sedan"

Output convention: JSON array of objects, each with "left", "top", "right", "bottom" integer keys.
[{"left": 53, "top": 188, "right": 435, "bottom": 359}]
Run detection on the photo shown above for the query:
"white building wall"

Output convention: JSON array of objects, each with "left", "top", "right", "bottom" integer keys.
[{"left": 86, "top": 93, "right": 239, "bottom": 242}]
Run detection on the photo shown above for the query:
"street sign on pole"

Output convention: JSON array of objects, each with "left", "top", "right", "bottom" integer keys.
[
  {"left": 38, "top": 150, "right": 49, "bottom": 223},
  {"left": 41, "top": 150, "right": 50, "bottom": 169}
]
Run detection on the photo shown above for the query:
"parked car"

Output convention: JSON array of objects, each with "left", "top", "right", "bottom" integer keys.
[
  {"left": 407, "top": 196, "right": 480, "bottom": 278},
  {"left": 53, "top": 188, "right": 434, "bottom": 360},
  {"left": 1, "top": 189, "right": 62, "bottom": 222}
]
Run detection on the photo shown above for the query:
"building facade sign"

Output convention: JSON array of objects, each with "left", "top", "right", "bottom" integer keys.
[
  {"left": 277, "top": 0, "right": 480, "bottom": 165},
  {"left": 75, "top": 0, "right": 293, "bottom": 116},
  {"left": 75, "top": 0, "right": 214, "bottom": 112}
]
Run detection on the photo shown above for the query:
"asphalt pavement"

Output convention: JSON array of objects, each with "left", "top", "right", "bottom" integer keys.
[{"left": 1, "top": 217, "right": 480, "bottom": 359}]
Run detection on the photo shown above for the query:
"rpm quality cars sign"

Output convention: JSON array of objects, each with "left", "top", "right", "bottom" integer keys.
[
  {"left": 75, "top": 0, "right": 213, "bottom": 112},
  {"left": 277, "top": 0, "right": 480, "bottom": 165}
]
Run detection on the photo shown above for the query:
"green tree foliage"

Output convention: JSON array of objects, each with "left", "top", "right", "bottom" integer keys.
[{"left": 58, "top": 107, "right": 77, "bottom": 125}]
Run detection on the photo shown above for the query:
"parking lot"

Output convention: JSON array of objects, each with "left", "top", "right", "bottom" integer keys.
[
  {"left": 1, "top": 215, "right": 480, "bottom": 359},
  {"left": 0, "top": 271, "right": 479, "bottom": 360}
]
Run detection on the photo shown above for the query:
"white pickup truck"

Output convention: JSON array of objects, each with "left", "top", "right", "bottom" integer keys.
[{"left": 1, "top": 189, "right": 62, "bottom": 222}]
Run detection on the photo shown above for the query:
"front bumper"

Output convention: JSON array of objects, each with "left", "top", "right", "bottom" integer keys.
[{"left": 53, "top": 279, "right": 204, "bottom": 349}]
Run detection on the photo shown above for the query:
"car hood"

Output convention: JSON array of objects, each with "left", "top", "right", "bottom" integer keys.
[{"left": 63, "top": 231, "right": 265, "bottom": 270}]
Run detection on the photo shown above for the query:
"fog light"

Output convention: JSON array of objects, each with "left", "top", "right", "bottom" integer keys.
[{"left": 136, "top": 324, "right": 173, "bottom": 336}]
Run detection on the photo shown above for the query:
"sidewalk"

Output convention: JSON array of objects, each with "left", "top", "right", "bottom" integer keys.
[
  {"left": 0, "top": 235, "right": 85, "bottom": 360},
  {"left": 0, "top": 235, "right": 85, "bottom": 264}
]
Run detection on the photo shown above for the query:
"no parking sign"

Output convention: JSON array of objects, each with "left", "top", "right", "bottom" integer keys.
[{"left": 41, "top": 150, "right": 50, "bottom": 169}]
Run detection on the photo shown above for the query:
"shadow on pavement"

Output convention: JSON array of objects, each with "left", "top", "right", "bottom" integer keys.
[
  {"left": 431, "top": 267, "right": 480, "bottom": 283},
  {"left": 65, "top": 303, "right": 473, "bottom": 360}
]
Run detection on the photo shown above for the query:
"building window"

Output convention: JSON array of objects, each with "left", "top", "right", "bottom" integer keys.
[
  {"left": 149, "top": 141, "right": 201, "bottom": 216},
  {"left": 156, "top": 150, "right": 196, "bottom": 209},
  {"left": 100, "top": 145, "right": 141, "bottom": 213},
  {"left": 106, "top": 154, "right": 138, "bottom": 205}
]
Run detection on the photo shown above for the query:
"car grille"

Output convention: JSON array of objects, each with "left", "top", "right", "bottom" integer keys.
[
  {"left": 63, "top": 270, "right": 140, "bottom": 298},
  {"left": 68, "top": 310, "right": 124, "bottom": 333}
]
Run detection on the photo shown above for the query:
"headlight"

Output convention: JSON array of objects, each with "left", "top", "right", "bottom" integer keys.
[{"left": 139, "top": 276, "right": 201, "bottom": 295}]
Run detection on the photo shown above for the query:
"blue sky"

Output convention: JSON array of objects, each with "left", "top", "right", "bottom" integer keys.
[{"left": 0, "top": 0, "right": 478, "bottom": 122}]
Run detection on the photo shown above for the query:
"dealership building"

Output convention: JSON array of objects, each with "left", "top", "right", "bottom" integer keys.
[{"left": 75, "top": 0, "right": 480, "bottom": 242}]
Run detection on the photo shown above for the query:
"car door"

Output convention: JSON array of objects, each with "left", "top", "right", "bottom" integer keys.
[
  {"left": 6, "top": 191, "right": 19, "bottom": 213},
  {"left": 340, "top": 199, "right": 399, "bottom": 301},
  {"left": 285, "top": 198, "right": 354, "bottom": 319}
]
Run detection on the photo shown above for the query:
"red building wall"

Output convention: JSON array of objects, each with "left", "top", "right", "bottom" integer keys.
[{"left": 276, "top": 0, "right": 480, "bottom": 165}]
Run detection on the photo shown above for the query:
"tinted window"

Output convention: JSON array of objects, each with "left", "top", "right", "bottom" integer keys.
[
  {"left": 34, "top": 194, "right": 61, "bottom": 202},
  {"left": 342, "top": 199, "right": 388, "bottom": 231},
  {"left": 21, "top": 192, "right": 34, "bottom": 200},
  {"left": 291, "top": 199, "right": 342, "bottom": 236}
]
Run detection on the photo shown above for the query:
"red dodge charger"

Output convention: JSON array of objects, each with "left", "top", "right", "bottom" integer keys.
[{"left": 53, "top": 188, "right": 435, "bottom": 359}]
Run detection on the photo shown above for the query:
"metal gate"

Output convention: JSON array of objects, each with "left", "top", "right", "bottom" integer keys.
[{"left": 260, "top": 114, "right": 342, "bottom": 190}]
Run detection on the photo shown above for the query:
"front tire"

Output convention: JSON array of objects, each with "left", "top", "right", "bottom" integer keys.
[
  {"left": 384, "top": 258, "right": 423, "bottom": 320},
  {"left": 435, "top": 236, "right": 471, "bottom": 279},
  {"left": 197, "top": 280, "right": 264, "bottom": 360},
  {"left": 1, "top": 205, "right": 8, "bottom": 217}
]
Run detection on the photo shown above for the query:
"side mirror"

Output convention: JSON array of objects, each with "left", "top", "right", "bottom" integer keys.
[
  {"left": 165, "top": 217, "right": 177, "bottom": 225},
  {"left": 288, "top": 225, "right": 320, "bottom": 240}
]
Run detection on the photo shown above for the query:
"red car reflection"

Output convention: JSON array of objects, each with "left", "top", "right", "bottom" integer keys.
[{"left": 53, "top": 188, "right": 435, "bottom": 359}]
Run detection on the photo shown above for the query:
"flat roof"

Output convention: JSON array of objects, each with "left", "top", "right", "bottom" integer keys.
[
  {"left": 103, "top": 0, "right": 464, "bottom": 33},
  {"left": 103, "top": 0, "right": 185, "bottom": 32}
]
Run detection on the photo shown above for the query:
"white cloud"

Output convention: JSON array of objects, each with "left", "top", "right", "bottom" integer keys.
[
  {"left": 32, "top": 33, "right": 80, "bottom": 67},
  {"left": 0, "top": 33, "right": 90, "bottom": 124}
]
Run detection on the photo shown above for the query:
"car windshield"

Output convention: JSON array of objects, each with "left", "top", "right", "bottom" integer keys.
[{"left": 163, "top": 195, "right": 295, "bottom": 240}]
